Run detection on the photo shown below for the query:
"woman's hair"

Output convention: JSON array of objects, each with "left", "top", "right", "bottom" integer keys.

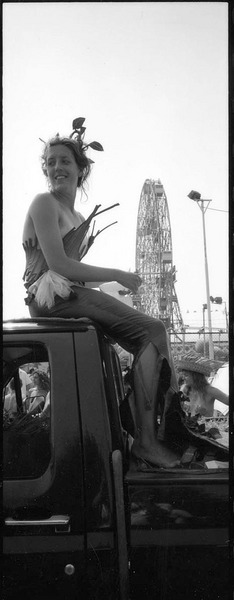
[
  {"left": 41, "top": 136, "right": 92, "bottom": 189},
  {"left": 32, "top": 370, "right": 50, "bottom": 392},
  {"left": 184, "top": 370, "right": 208, "bottom": 393},
  {"left": 177, "top": 375, "right": 184, "bottom": 388}
]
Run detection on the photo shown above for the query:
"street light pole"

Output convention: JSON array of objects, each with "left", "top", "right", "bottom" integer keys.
[
  {"left": 202, "top": 304, "right": 206, "bottom": 357},
  {"left": 200, "top": 201, "right": 214, "bottom": 359},
  {"left": 188, "top": 191, "right": 214, "bottom": 360},
  {"left": 223, "top": 301, "right": 228, "bottom": 330}
]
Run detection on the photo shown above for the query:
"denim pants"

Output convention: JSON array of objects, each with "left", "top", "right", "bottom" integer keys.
[{"left": 28, "top": 285, "right": 178, "bottom": 437}]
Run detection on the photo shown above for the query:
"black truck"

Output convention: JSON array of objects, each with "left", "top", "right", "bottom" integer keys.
[{"left": 2, "top": 318, "right": 230, "bottom": 600}]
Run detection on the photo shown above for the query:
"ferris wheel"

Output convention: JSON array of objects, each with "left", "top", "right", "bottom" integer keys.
[{"left": 134, "top": 179, "right": 184, "bottom": 331}]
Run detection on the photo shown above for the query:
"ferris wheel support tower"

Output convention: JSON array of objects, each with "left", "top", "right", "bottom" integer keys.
[{"left": 134, "top": 179, "right": 184, "bottom": 331}]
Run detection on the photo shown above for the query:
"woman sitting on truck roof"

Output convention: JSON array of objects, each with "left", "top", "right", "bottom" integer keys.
[{"left": 22, "top": 116, "right": 181, "bottom": 469}]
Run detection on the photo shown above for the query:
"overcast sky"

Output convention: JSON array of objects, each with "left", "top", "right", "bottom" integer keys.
[{"left": 3, "top": 2, "right": 228, "bottom": 328}]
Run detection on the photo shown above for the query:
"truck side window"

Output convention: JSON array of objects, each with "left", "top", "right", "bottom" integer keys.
[{"left": 3, "top": 346, "right": 51, "bottom": 480}]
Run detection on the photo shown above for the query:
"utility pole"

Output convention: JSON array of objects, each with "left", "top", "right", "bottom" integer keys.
[{"left": 188, "top": 191, "right": 214, "bottom": 359}]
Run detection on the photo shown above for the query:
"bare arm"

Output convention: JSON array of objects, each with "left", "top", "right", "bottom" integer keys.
[
  {"left": 209, "top": 385, "right": 229, "bottom": 406},
  {"left": 28, "top": 195, "right": 141, "bottom": 293}
]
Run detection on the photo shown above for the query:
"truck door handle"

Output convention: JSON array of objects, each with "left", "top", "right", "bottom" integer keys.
[{"left": 5, "top": 515, "right": 71, "bottom": 533}]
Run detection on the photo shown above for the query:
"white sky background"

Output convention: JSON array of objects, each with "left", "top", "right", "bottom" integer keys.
[{"left": 3, "top": 2, "right": 228, "bottom": 327}]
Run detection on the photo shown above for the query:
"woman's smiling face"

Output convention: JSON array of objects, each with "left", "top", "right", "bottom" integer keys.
[{"left": 46, "top": 144, "right": 81, "bottom": 192}]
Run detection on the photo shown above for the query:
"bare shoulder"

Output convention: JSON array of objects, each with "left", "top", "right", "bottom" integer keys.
[
  {"left": 23, "top": 193, "right": 59, "bottom": 243},
  {"left": 29, "top": 192, "right": 58, "bottom": 215},
  {"left": 206, "top": 384, "right": 218, "bottom": 397},
  {"left": 30, "top": 192, "right": 56, "bottom": 207},
  {"left": 208, "top": 384, "right": 228, "bottom": 402}
]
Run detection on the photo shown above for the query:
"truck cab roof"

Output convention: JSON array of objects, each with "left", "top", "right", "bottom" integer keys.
[{"left": 3, "top": 317, "right": 102, "bottom": 334}]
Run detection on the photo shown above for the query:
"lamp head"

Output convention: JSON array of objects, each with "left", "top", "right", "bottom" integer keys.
[
  {"left": 188, "top": 190, "right": 201, "bottom": 200},
  {"left": 210, "top": 296, "right": 222, "bottom": 304}
]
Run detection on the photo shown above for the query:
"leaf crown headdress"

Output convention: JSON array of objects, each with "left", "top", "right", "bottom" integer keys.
[
  {"left": 40, "top": 117, "right": 104, "bottom": 188},
  {"left": 69, "top": 117, "right": 103, "bottom": 164},
  {"left": 40, "top": 117, "right": 103, "bottom": 165}
]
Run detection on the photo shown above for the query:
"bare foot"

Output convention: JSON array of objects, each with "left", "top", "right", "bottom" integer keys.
[{"left": 131, "top": 439, "right": 180, "bottom": 469}]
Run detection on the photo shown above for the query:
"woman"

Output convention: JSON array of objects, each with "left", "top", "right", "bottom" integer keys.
[
  {"left": 178, "top": 352, "right": 229, "bottom": 417},
  {"left": 4, "top": 380, "right": 18, "bottom": 416},
  {"left": 28, "top": 370, "right": 50, "bottom": 414},
  {"left": 22, "top": 117, "right": 180, "bottom": 468}
]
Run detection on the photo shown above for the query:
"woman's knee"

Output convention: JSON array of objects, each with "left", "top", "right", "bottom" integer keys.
[{"left": 148, "top": 318, "right": 167, "bottom": 338}]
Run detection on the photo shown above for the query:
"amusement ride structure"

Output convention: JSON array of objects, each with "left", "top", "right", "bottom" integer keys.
[{"left": 134, "top": 179, "right": 184, "bottom": 331}]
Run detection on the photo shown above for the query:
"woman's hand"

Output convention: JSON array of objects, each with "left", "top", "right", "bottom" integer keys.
[{"left": 116, "top": 271, "right": 142, "bottom": 294}]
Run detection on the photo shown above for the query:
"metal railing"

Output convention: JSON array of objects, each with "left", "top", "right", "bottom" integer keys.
[{"left": 168, "top": 329, "right": 228, "bottom": 361}]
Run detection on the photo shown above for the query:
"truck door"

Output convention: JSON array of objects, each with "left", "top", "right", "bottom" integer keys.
[
  {"left": 3, "top": 331, "right": 86, "bottom": 600},
  {"left": 74, "top": 328, "right": 129, "bottom": 600}
]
